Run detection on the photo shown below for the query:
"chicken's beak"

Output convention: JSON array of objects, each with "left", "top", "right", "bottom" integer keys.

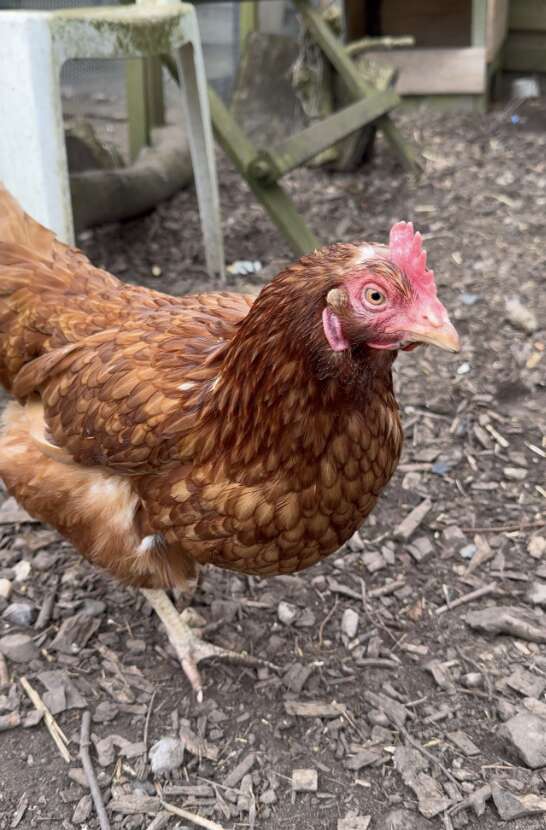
[{"left": 403, "top": 304, "right": 461, "bottom": 353}]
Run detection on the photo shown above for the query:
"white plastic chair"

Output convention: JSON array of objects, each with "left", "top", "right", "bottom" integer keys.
[{"left": 0, "top": 1, "right": 225, "bottom": 280}]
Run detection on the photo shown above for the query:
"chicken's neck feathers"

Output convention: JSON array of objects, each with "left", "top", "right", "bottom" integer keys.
[{"left": 195, "top": 268, "right": 399, "bottom": 469}]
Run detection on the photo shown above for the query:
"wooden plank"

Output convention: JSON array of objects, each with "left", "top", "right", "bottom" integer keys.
[
  {"left": 368, "top": 48, "right": 487, "bottom": 95},
  {"left": 343, "top": 0, "right": 368, "bottom": 41},
  {"left": 509, "top": 0, "right": 546, "bottom": 32},
  {"left": 486, "top": 0, "right": 509, "bottom": 61},
  {"left": 145, "top": 58, "right": 165, "bottom": 130},
  {"left": 240, "top": 2, "right": 259, "bottom": 52},
  {"left": 504, "top": 31, "right": 546, "bottom": 71},
  {"left": 126, "top": 59, "right": 149, "bottom": 162},
  {"left": 208, "top": 87, "right": 319, "bottom": 256},
  {"left": 380, "top": 0, "right": 470, "bottom": 48},
  {"left": 250, "top": 88, "right": 399, "bottom": 181},
  {"left": 293, "top": 0, "right": 421, "bottom": 173},
  {"left": 471, "top": 0, "right": 488, "bottom": 47}
]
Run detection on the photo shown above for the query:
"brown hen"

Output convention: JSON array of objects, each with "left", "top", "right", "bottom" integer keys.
[{"left": 0, "top": 185, "right": 459, "bottom": 695}]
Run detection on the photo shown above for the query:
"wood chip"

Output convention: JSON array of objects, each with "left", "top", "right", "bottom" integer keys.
[
  {"left": 394, "top": 499, "right": 432, "bottom": 541},
  {"left": 291, "top": 769, "right": 318, "bottom": 792},
  {"left": 447, "top": 730, "right": 480, "bottom": 756},
  {"left": 20, "top": 676, "right": 70, "bottom": 763},
  {"left": 284, "top": 700, "right": 347, "bottom": 719},
  {"left": 393, "top": 746, "right": 451, "bottom": 818}
]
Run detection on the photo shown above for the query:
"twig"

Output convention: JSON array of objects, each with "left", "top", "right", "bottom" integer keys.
[
  {"left": 368, "top": 577, "right": 406, "bottom": 598},
  {"left": 80, "top": 710, "right": 111, "bottom": 830},
  {"left": 20, "top": 676, "right": 70, "bottom": 762},
  {"left": 161, "top": 800, "right": 226, "bottom": 830},
  {"left": 34, "top": 576, "right": 59, "bottom": 630},
  {"left": 460, "top": 519, "right": 544, "bottom": 533},
  {"left": 0, "top": 653, "right": 9, "bottom": 687},
  {"left": 143, "top": 689, "right": 157, "bottom": 751},
  {"left": 318, "top": 597, "right": 338, "bottom": 648},
  {"left": 435, "top": 582, "right": 498, "bottom": 616}
]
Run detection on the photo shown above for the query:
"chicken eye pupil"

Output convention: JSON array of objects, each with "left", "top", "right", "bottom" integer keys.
[{"left": 371, "top": 291, "right": 381, "bottom": 302}]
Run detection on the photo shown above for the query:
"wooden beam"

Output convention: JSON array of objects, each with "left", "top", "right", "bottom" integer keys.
[
  {"left": 249, "top": 88, "right": 399, "bottom": 181},
  {"left": 293, "top": 0, "right": 421, "bottom": 174},
  {"left": 368, "top": 48, "right": 487, "bottom": 95},
  {"left": 471, "top": 0, "right": 488, "bottom": 47},
  {"left": 504, "top": 31, "right": 546, "bottom": 71},
  {"left": 126, "top": 59, "right": 149, "bottom": 162},
  {"left": 509, "top": 0, "right": 546, "bottom": 32},
  {"left": 240, "top": 2, "right": 259, "bottom": 52},
  {"left": 208, "top": 87, "right": 319, "bottom": 256}
]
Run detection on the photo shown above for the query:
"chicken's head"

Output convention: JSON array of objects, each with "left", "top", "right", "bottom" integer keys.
[{"left": 322, "top": 222, "right": 460, "bottom": 354}]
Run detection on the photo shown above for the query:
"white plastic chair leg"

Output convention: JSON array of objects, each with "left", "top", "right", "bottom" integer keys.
[
  {"left": 174, "top": 20, "right": 225, "bottom": 282},
  {"left": 0, "top": 12, "right": 74, "bottom": 244}
]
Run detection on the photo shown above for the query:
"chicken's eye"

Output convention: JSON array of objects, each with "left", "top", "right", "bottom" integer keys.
[{"left": 364, "top": 287, "right": 386, "bottom": 306}]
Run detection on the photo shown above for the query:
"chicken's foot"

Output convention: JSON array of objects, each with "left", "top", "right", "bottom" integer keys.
[{"left": 141, "top": 588, "right": 277, "bottom": 701}]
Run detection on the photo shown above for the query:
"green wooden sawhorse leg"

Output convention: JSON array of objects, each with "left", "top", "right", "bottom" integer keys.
[
  {"left": 163, "top": 53, "right": 319, "bottom": 256},
  {"left": 208, "top": 87, "right": 319, "bottom": 256},
  {"left": 292, "top": 0, "right": 421, "bottom": 175},
  {"left": 164, "top": 0, "right": 421, "bottom": 258}
]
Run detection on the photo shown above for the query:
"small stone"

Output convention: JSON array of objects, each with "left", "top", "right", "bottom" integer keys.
[
  {"left": 93, "top": 701, "right": 119, "bottom": 724},
  {"left": 491, "top": 782, "right": 546, "bottom": 820},
  {"left": 461, "top": 672, "right": 483, "bottom": 688},
  {"left": 149, "top": 737, "right": 184, "bottom": 776},
  {"left": 460, "top": 544, "right": 477, "bottom": 560},
  {"left": 505, "top": 296, "right": 538, "bottom": 333},
  {"left": 528, "top": 536, "right": 546, "bottom": 559},
  {"left": 81, "top": 599, "right": 106, "bottom": 617},
  {"left": 368, "top": 708, "right": 390, "bottom": 727},
  {"left": 500, "top": 713, "right": 546, "bottom": 768},
  {"left": 277, "top": 601, "right": 297, "bottom": 626},
  {"left": 260, "top": 789, "right": 277, "bottom": 805},
  {"left": 376, "top": 808, "right": 433, "bottom": 829},
  {"left": 2, "top": 602, "right": 36, "bottom": 627},
  {"left": 0, "top": 633, "right": 39, "bottom": 663},
  {"left": 291, "top": 768, "right": 318, "bottom": 792},
  {"left": 341, "top": 608, "right": 359, "bottom": 639},
  {"left": 362, "top": 551, "right": 386, "bottom": 572},
  {"left": 126, "top": 638, "right": 146, "bottom": 654},
  {"left": 72, "top": 794, "right": 92, "bottom": 824},
  {"left": 12, "top": 561, "right": 31, "bottom": 582},
  {"left": 337, "top": 815, "right": 371, "bottom": 830},
  {"left": 506, "top": 666, "right": 546, "bottom": 698},
  {"left": 407, "top": 536, "right": 434, "bottom": 562},
  {"left": 527, "top": 582, "right": 546, "bottom": 607},
  {"left": 447, "top": 730, "right": 480, "bottom": 756},
  {"left": 503, "top": 466, "right": 527, "bottom": 481},
  {"left": 0, "top": 579, "right": 12, "bottom": 601}
]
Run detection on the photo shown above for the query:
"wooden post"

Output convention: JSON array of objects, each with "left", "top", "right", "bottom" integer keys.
[
  {"left": 293, "top": 0, "right": 421, "bottom": 173},
  {"left": 240, "top": 2, "right": 259, "bottom": 53},
  {"left": 471, "top": 0, "right": 488, "bottom": 111},
  {"left": 126, "top": 57, "right": 165, "bottom": 162}
]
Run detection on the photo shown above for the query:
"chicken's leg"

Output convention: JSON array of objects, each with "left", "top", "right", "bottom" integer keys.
[{"left": 141, "top": 588, "right": 276, "bottom": 701}]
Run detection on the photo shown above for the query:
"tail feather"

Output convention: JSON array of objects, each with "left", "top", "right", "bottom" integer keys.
[
  {"left": 0, "top": 183, "right": 123, "bottom": 392},
  {"left": 0, "top": 184, "right": 58, "bottom": 259}
]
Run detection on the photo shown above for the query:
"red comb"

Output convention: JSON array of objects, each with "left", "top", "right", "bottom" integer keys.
[{"left": 388, "top": 222, "right": 435, "bottom": 291}]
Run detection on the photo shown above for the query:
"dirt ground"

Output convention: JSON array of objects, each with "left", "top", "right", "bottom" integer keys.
[{"left": 0, "top": 98, "right": 545, "bottom": 830}]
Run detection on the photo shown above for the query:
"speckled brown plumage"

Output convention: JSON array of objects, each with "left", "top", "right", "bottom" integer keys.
[{"left": 0, "top": 186, "right": 406, "bottom": 588}]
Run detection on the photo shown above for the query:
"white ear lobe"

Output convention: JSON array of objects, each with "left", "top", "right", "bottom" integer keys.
[
  {"left": 326, "top": 288, "right": 347, "bottom": 308},
  {"left": 322, "top": 307, "right": 349, "bottom": 352}
]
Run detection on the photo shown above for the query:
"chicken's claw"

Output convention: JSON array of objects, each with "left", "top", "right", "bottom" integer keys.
[{"left": 141, "top": 588, "right": 278, "bottom": 701}]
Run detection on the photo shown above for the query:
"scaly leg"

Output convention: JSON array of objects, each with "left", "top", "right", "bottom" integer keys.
[{"left": 141, "top": 588, "right": 276, "bottom": 701}]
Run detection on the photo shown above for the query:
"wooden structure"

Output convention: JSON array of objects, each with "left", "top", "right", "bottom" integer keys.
[
  {"left": 505, "top": 0, "right": 546, "bottom": 72},
  {"left": 161, "top": 0, "right": 419, "bottom": 257},
  {"left": 344, "top": 0, "right": 510, "bottom": 111}
]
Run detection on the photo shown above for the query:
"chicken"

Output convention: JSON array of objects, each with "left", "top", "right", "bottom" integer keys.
[{"left": 0, "top": 185, "right": 459, "bottom": 695}]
